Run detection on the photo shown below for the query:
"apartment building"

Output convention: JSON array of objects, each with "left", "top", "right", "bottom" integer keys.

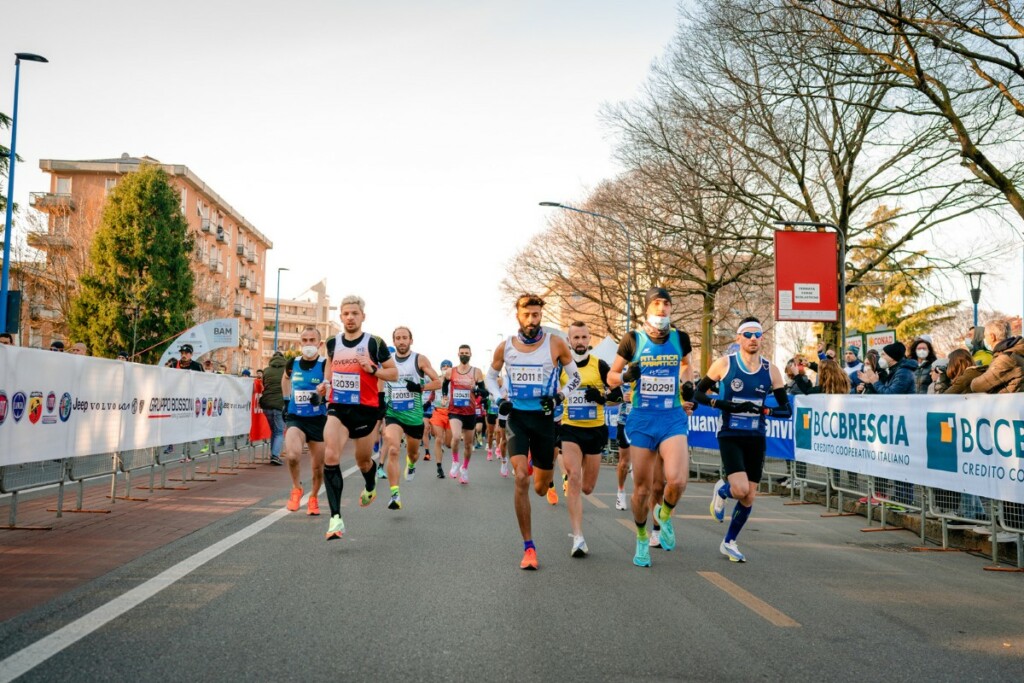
[
  {"left": 261, "top": 279, "right": 340, "bottom": 366},
  {"left": 17, "top": 154, "right": 272, "bottom": 371}
]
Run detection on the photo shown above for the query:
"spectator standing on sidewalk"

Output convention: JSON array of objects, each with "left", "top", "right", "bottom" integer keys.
[
  {"left": 857, "top": 342, "right": 916, "bottom": 395},
  {"left": 970, "top": 336, "right": 1024, "bottom": 394},
  {"left": 785, "top": 358, "right": 813, "bottom": 394},
  {"left": 176, "top": 344, "right": 203, "bottom": 371},
  {"left": 932, "top": 349, "right": 982, "bottom": 395},
  {"left": 807, "top": 359, "right": 851, "bottom": 395},
  {"left": 261, "top": 351, "right": 288, "bottom": 466},
  {"left": 843, "top": 346, "right": 863, "bottom": 393},
  {"left": 910, "top": 337, "right": 937, "bottom": 394},
  {"left": 0, "top": 332, "right": 12, "bottom": 345}
]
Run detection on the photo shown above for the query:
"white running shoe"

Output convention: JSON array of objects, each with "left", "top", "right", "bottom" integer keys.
[
  {"left": 459, "top": 467, "right": 469, "bottom": 485},
  {"left": 720, "top": 539, "right": 746, "bottom": 562},
  {"left": 711, "top": 478, "right": 726, "bottom": 522},
  {"left": 650, "top": 529, "right": 661, "bottom": 548},
  {"left": 500, "top": 461, "right": 509, "bottom": 478},
  {"left": 571, "top": 535, "right": 589, "bottom": 558},
  {"left": 405, "top": 467, "right": 416, "bottom": 482},
  {"left": 615, "top": 491, "right": 627, "bottom": 511},
  {"left": 449, "top": 462, "right": 460, "bottom": 479}
]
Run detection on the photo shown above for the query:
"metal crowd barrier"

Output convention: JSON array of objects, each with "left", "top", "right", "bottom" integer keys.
[
  {"left": 61, "top": 453, "right": 119, "bottom": 515},
  {"left": 0, "top": 459, "right": 67, "bottom": 529}
]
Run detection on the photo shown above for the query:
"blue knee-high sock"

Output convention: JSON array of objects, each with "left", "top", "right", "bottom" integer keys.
[
  {"left": 717, "top": 482, "right": 731, "bottom": 500},
  {"left": 725, "top": 502, "right": 751, "bottom": 543}
]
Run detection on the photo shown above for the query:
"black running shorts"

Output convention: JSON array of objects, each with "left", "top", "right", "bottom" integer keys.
[
  {"left": 327, "top": 403, "right": 379, "bottom": 439},
  {"left": 506, "top": 409, "right": 557, "bottom": 470},
  {"left": 560, "top": 424, "right": 608, "bottom": 456},
  {"left": 284, "top": 415, "right": 327, "bottom": 443},
  {"left": 384, "top": 416, "right": 425, "bottom": 441},
  {"left": 718, "top": 435, "right": 766, "bottom": 483},
  {"left": 616, "top": 423, "right": 630, "bottom": 450},
  {"left": 449, "top": 413, "right": 477, "bottom": 432}
]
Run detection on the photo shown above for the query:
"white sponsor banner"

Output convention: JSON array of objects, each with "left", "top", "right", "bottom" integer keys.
[
  {"left": 158, "top": 318, "right": 240, "bottom": 366},
  {"left": 793, "top": 394, "right": 1024, "bottom": 505},
  {"left": 0, "top": 345, "right": 252, "bottom": 466}
]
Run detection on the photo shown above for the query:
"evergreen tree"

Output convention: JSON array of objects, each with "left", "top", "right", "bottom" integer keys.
[
  {"left": 846, "top": 206, "right": 957, "bottom": 340},
  {"left": 69, "top": 165, "right": 195, "bottom": 361}
]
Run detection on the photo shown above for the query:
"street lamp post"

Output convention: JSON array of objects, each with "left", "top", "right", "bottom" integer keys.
[
  {"left": 967, "top": 271, "right": 984, "bottom": 328},
  {"left": 273, "top": 267, "right": 289, "bottom": 352},
  {"left": 540, "top": 202, "right": 633, "bottom": 330},
  {"left": 0, "top": 52, "right": 48, "bottom": 331},
  {"left": 773, "top": 220, "right": 847, "bottom": 350}
]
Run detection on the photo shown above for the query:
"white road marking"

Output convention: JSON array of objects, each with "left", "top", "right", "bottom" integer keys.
[{"left": 0, "top": 466, "right": 359, "bottom": 683}]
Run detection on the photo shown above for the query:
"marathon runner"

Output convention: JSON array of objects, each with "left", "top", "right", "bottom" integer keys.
[
  {"left": 441, "top": 345, "right": 488, "bottom": 484},
  {"left": 381, "top": 326, "right": 442, "bottom": 509},
  {"left": 485, "top": 294, "right": 581, "bottom": 570},
  {"left": 608, "top": 287, "right": 695, "bottom": 567},
  {"left": 428, "top": 360, "right": 454, "bottom": 478},
  {"left": 315, "top": 296, "right": 398, "bottom": 541},
  {"left": 559, "top": 321, "right": 612, "bottom": 557},
  {"left": 281, "top": 327, "right": 329, "bottom": 516},
  {"left": 695, "top": 317, "right": 790, "bottom": 562}
]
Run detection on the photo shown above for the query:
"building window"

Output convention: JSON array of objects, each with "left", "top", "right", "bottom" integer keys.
[
  {"left": 104, "top": 178, "right": 118, "bottom": 195},
  {"left": 56, "top": 177, "right": 72, "bottom": 195},
  {"left": 179, "top": 187, "right": 187, "bottom": 215}
]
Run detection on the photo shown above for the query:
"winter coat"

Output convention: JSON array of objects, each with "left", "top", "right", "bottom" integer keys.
[
  {"left": 787, "top": 374, "right": 814, "bottom": 395},
  {"left": 259, "top": 355, "right": 288, "bottom": 410},
  {"left": 970, "top": 339, "right": 1024, "bottom": 394},
  {"left": 937, "top": 367, "right": 985, "bottom": 395},
  {"left": 913, "top": 360, "right": 933, "bottom": 394},
  {"left": 871, "top": 358, "right": 917, "bottom": 395}
]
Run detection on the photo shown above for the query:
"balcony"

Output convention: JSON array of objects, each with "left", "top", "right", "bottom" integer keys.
[
  {"left": 246, "top": 248, "right": 256, "bottom": 263},
  {"left": 29, "top": 192, "right": 75, "bottom": 213},
  {"left": 255, "top": 283, "right": 261, "bottom": 295},
  {"left": 219, "top": 296, "right": 229, "bottom": 308},
  {"left": 216, "top": 262, "right": 224, "bottom": 274},
  {"left": 216, "top": 231, "right": 227, "bottom": 243},
  {"left": 201, "top": 218, "right": 212, "bottom": 233},
  {"left": 244, "top": 307, "right": 254, "bottom": 320},
  {"left": 247, "top": 279, "right": 257, "bottom": 293},
  {"left": 233, "top": 303, "right": 243, "bottom": 316},
  {"left": 239, "top": 275, "right": 248, "bottom": 289},
  {"left": 26, "top": 228, "right": 72, "bottom": 249},
  {"left": 207, "top": 256, "right": 219, "bottom": 272},
  {"left": 29, "top": 304, "right": 61, "bottom": 321},
  {"left": 236, "top": 244, "right": 245, "bottom": 256}
]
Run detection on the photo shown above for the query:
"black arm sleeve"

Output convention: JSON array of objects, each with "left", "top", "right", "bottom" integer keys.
[
  {"left": 693, "top": 375, "right": 747, "bottom": 413},
  {"left": 769, "top": 387, "right": 792, "bottom": 419},
  {"left": 598, "top": 359, "right": 610, "bottom": 386},
  {"left": 693, "top": 376, "right": 717, "bottom": 406},
  {"left": 606, "top": 387, "right": 623, "bottom": 404}
]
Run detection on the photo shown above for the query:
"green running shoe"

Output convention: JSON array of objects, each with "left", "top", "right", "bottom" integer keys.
[
  {"left": 360, "top": 488, "right": 377, "bottom": 507},
  {"left": 633, "top": 538, "right": 651, "bottom": 567},
  {"left": 656, "top": 504, "right": 675, "bottom": 551},
  {"left": 325, "top": 515, "right": 345, "bottom": 541}
]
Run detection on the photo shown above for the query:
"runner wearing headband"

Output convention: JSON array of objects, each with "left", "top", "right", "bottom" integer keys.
[{"left": 694, "top": 316, "right": 790, "bottom": 562}]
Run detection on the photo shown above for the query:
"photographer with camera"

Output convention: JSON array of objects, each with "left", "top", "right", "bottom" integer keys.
[{"left": 281, "top": 327, "right": 329, "bottom": 516}]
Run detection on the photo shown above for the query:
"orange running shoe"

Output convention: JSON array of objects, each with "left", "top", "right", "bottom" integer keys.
[
  {"left": 307, "top": 495, "right": 320, "bottom": 516},
  {"left": 546, "top": 485, "right": 558, "bottom": 506},
  {"left": 520, "top": 547, "right": 538, "bottom": 570},
  {"left": 287, "top": 486, "right": 303, "bottom": 512}
]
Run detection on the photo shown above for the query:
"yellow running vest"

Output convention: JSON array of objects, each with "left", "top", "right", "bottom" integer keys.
[{"left": 561, "top": 358, "right": 604, "bottom": 428}]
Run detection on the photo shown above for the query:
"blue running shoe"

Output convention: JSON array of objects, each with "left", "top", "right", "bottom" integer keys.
[
  {"left": 656, "top": 504, "right": 675, "bottom": 551},
  {"left": 720, "top": 539, "right": 746, "bottom": 562},
  {"left": 710, "top": 478, "right": 726, "bottom": 522},
  {"left": 633, "top": 538, "right": 651, "bottom": 567}
]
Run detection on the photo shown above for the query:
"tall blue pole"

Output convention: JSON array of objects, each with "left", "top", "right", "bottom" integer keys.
[
  {"left": 273, "top": 267, "right": 287, "bottom": 352},
  {"left": 0, "top": 60, "right": 23, "bottom": 331}
]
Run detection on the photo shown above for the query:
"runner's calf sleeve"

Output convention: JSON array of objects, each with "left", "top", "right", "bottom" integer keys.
[
  {"left": 324, "top": 465, "right": 343, "bottom": 516},
  {"left": 725, "top": 502, "right": 752, "bottom": 543},
  {"left": 362, "top": 465, "right": 376, "bottom": 491}
]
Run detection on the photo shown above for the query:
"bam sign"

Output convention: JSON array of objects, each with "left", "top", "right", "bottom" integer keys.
[{"left": 793, "top": 394, "right": 1024, "bottom": 504}]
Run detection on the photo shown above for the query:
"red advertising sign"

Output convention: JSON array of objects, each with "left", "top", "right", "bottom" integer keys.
[{"left": 774, "top": 230, "right": 839, "bottom": 322}]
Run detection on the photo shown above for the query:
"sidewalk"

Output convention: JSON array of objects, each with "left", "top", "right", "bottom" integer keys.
[{"left": 0, "top": 447, "right": 349, "bottom": 623}]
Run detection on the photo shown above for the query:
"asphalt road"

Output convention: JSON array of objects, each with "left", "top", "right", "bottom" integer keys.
[{"left": 0, "top": 450, "right": 1021, "bottom": 682}]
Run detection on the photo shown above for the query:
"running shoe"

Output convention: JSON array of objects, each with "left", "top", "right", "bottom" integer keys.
[
  {"left": 423, "top": 450, "right": 431, "bottom": 461},
  {"left": 286, "top": 486, "right": 303, "bottom": 512},
  {"left": 633, "top": 538, "right": 651, "bottom": 567},
  {"left": 325, "top": 515, "right": 345, "bottom": 540},
  {"left": 500, "top": 461, "right": 509, "bottom": 478},
  {"left": 360, "top": 488, "right": 377, "bottom": 507},
  {"left": 710, "top": 478, "right": 726, "bottom": 522},
  {"left": 571, "top": 535, "right": 589, "bottom": 558},
  {"left": 527, "top": 457, "right": 533, "bottom": 476},
  {"left": 436, "top": 464, "right": 445, "bottom": 479},
  {"left": 615, "top": 491, "right": 628, "bottom": 511},
  {"left": 656, "top": 504, "right": 675, "bottom": 551},
  {"left": 376, "top": 464, "right": 385, "bottom": 480},
  {"left": 520, "top": 547, "right": 538, "bottom": 570},
  {"left": 650, "top": 529, "right": 661, "bottom": 548},
  {"left": 449, "top": 462, "right": 460, "bottom": 479},
  {"left": 269, "top": 455, "right": 283, "bottom": 466},
  {"left": 720, "top": 539, "right": 746, "bottom": 562},
  {"left": 486, "top": 449, "right": 493, "bottom": 461},
  {"left": 546, "top": 485, "right": 558, "bottom": 506},
  {"left": 459, "top": 468, "right": 469, "bottom": 485},
  {"left": 388, "top": 493, "right": 402, "bottom": 510},
  {"left": 405, "top": 466, "right": 416, "bottom": 481},
  {"left": 307, "top": 495, "right": 320, "bottom": 516}
]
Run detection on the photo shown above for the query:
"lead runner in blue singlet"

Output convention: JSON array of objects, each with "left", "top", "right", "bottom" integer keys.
[
  {"left": 608, "top": 287, "right": 696, "bottom": 568},
  {"left": 693, "top": 316, "right": 791, "bottom": 563}
]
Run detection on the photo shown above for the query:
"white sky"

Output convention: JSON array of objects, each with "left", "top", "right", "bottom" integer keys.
[{"left": 4, "top": 0, "right": 1021, "bottom": 365}]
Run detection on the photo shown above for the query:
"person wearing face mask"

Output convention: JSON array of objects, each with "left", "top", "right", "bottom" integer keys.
[
  {"left": 857, "top": 342, "right": 916, "bottom": 394},
  {"left": 975, "top": 319, "right": 1009, "bottom": 368},
  {"left": 439, "top": 344, "right": 489, "bottom": 484},
  {"left": 281, "top": 327, "right": 329, "bottom": 515},
  {"left": 910, "top": 337, "right": 937, "bottom": 394},
  {"left": 484, "top": 294, "right": 580, "bottom": 570},
  {"left": 694, "top": 317, "right": 790, "bottom": 563},
  {"left": 557, "top": 321, "right": 613, "bottom": 558},
  {"left": 970, "top": 335, "right": 1024, "bottom": 394},
  {"left": 260, "top": 350, "right": 288, "bottom": 466},
  {"left": 608, "top": 287, "right": 695, "bottom": 568}
]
